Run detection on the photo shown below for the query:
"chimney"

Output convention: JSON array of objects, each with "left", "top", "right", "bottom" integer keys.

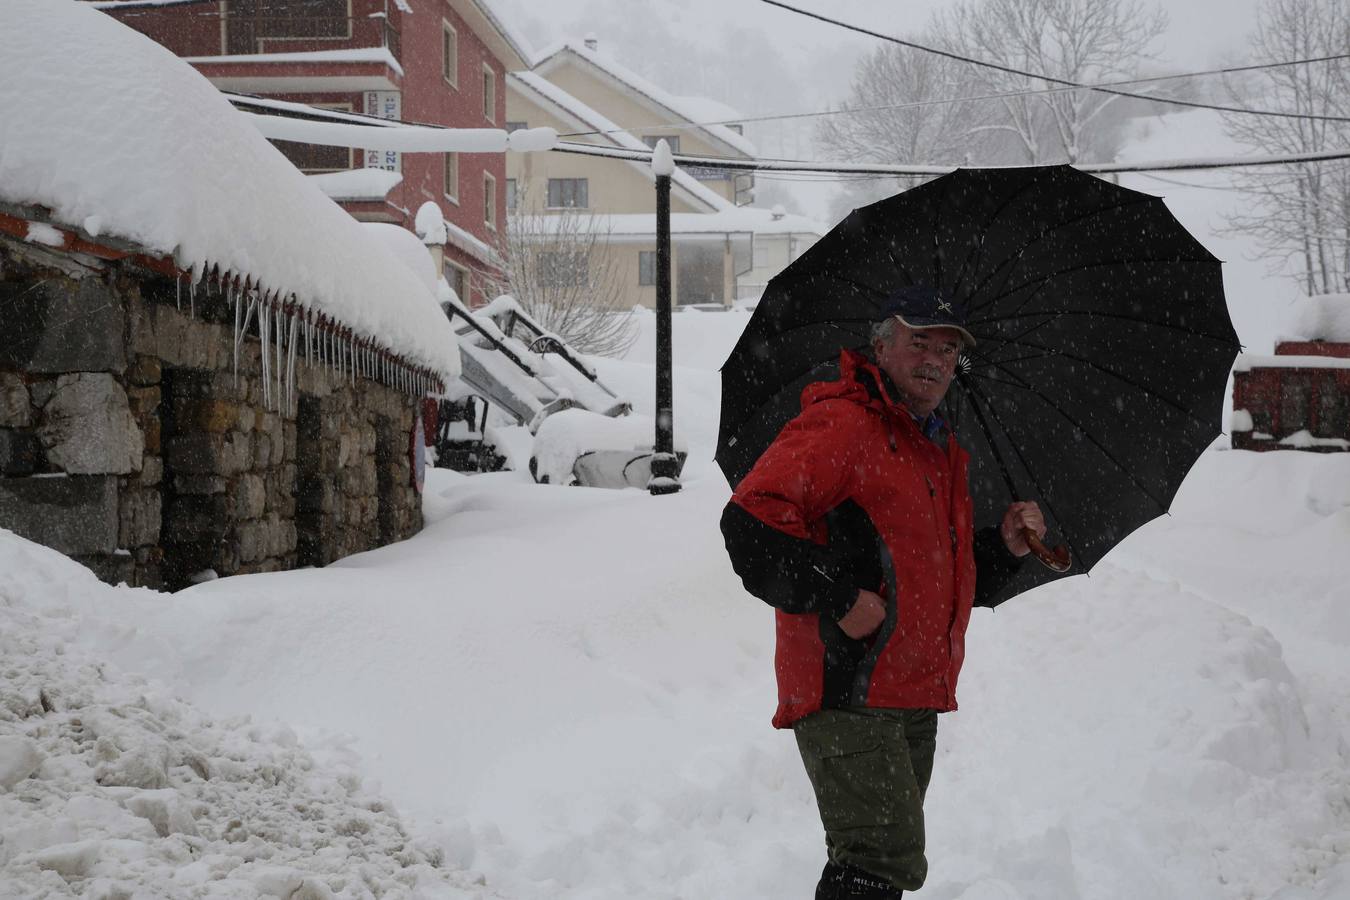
[{"left": 584, "top": 34, "right": 598, "bottom": 52}]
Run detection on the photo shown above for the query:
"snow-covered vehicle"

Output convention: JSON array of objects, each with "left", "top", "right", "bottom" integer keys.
[{"left": 437, "top": 294, "right": 685, "bottom": 488}]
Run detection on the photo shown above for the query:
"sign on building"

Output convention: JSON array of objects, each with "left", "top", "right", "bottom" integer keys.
[{"left": 364, "top": 91, "right": 402, "bottom": 172}]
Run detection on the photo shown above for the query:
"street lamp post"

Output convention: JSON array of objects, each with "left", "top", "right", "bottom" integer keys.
[{"left": 648, "top": 139, "right": 681, "bottom": 496}]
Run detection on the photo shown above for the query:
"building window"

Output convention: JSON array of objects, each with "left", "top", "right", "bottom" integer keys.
[
  {"left": 546, "top": 178, "right": 588, "bottom": 209},
  {"left": 638, "top": 251, "right": 656, "bottom": 286},
  {"left": 442, "top": 20, "right": 458, "bottom": 87},
  {"left": 506, "top": 178, "right": 517, "bottom": 211},
  {"left": 444, "top": 262, "right": 469, "bottom": 305},
  {"left": 274, "top": 141, "right": 351, "bottom": 173},
  {"left": 443, "top": 153, "right": 459, "bottom": 203},
  {"left": 482, "top": 65, "right": 496, "bottom": 122},
  {"left": 642, "top": 135, "right": 680, "bottom": 154},
  {"left": 537, "top": 251, "right": 588, "bottom": 288},
  {"left": 505, "top": 121, "right": 528, "bottom": 133},
  {"left": 484, "top": 173, "right": 497, "bottom": 230}
]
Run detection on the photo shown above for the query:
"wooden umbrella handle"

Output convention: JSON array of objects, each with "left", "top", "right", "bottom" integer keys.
[{"left": 1023, "top": 527, "right": 1072, "bottom": 573}]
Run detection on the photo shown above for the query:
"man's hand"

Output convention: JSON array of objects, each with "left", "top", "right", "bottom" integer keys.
[
  {"left": 1000, "top": 501, "right": 1046, "bottom": 557},
  {"left": 837, "top": 588, "right": 886, "bottom": 639}
]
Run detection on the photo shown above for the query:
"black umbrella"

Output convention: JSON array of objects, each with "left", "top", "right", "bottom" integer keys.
[{"left": 717, "top": 165, "right": 1240, "bottom": 605}]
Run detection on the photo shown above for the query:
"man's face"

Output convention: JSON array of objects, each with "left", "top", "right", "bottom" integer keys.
[{"left": 873, "top": 321, "right": 963, "bottom": 416}]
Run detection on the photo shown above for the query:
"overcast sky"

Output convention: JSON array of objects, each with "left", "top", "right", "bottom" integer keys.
[{"left": 494, "top": 0, "right": 1266, "bottom": 114}]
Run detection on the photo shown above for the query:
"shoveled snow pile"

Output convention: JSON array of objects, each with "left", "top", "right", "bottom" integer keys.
[{"left": 0, "top": 540, "right": 489, "bottom": 899}]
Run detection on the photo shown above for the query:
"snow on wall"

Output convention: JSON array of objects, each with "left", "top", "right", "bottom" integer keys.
[{"left": 0, "top": 0, "right": 459, "bottom": 383}]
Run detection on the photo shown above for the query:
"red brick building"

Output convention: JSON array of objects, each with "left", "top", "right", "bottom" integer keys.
[
  {"left": 1232, "top": 340, "right": 1350, "bottom": 452},
  {"left": 99, "top": 0, "right": 530, "bottom": 306}
]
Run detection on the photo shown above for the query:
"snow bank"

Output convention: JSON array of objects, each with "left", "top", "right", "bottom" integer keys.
[
  {"left": 0, "top": 1, "right": 459, "bottom": 382},
  {"left": 0, "top": 533, "right": 491, "bottom": 899},
  {"left": 1280, "top": 292, "right": 1350, "bottom": 343}
]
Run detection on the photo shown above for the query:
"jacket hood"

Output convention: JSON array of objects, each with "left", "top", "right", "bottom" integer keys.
[{"left": 800, "top": 348, "right": 909, "bottom": 416}]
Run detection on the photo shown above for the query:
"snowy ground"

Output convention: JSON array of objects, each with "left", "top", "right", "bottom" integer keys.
[
  {"left": 5, "top": 112, "right": 1350, "bottom": 898},
  {"left": 4, "top": 314, "right": 1350, "bottom": 897}
]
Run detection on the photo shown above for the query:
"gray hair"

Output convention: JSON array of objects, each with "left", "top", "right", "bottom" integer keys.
[{"left": 870, "top": 316, "right": 900, "bottom": 347}]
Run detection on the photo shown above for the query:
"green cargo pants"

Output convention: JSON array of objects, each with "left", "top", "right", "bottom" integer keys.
[{"left": 794, "top": 707, "right": 938, "bottom": 894}]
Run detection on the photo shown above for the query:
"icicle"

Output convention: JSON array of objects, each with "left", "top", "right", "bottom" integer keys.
[
  {"left": 286, "top": 312, "right": 299, "bottom": 416},
  {"left": 188, "top": 272, "right": 196, "bottom": 318},
  {"left": 232, "top": 285, "right": 242, "bottom": 388},
  {"left": 175, "top": 272, "right": 183, "bottom": 311},
  {"left": 275, "top": 303, "right": 284, "bottom": 409},
  {"left": 259, "top": 295, "right": 271, "bottom": 411}
]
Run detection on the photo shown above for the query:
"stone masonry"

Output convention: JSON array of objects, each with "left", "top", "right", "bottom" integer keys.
[{"left": 0, "top": 228, "right": 423, "bottom": 590}]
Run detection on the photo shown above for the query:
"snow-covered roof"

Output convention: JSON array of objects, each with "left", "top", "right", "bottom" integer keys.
[
  {"left": 1232, "top": 354, "right": 1350, "bottom": 372},
  {"left": 508, "top": 72, "right": 732, "bottom": 213},
  {"left": 458, "top": 0, "right": 536, "bottom": 72},
  {"left": 0, "top": 1, "right": 459, "bottom": 383},
  {"left": 186, "top": 47, "right": 405, "bottom": 77},
  {"left": 533, "top": 41, "right": 757, "bottom": 158},
  {"left": 445, "top": 218, "right": 505, "bottom": 269},
  {"left": 1278, "top": 292, "right": 1350, "bottom": 343},
  {"left": 308, "top": 169, "right": 403, "bottom": 201}
]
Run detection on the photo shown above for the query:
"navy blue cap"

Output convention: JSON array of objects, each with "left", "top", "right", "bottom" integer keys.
[{"left": 878, "top": 285, "right": 976, "bottom": 347}]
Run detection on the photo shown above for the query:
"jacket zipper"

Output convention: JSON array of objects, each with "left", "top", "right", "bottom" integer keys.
[{"left": 925, "top": 472, "right": 959, "bottom": 706}]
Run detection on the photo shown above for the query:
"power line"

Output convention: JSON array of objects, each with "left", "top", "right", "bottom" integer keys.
[
  {"left": 223, "top": 93, "right": 1350, "bottom": 175},
  {"left": 560, "top": 52, "right": 1350, "bottom": 139},
  {"left": 551, "top": 139, "right": 1350, "bottom": 176},
  {"left": 761, "top": 0, "right": 1350, "bottom": 125}
]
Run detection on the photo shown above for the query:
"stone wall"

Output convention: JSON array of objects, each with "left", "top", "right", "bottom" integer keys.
[{"left": 0, "top": 232, "right": 424, "bottom": 590}]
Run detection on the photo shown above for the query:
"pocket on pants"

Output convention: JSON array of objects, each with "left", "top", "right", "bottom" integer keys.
[{"left": 796, "top": 715, "right": 909, "bottom": 831}]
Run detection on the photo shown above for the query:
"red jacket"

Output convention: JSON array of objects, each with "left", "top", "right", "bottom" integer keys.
[{"left": 723, "top": 350, "right": 1001, "bottom": 728}]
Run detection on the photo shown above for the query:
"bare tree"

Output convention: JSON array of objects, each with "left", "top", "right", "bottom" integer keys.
[
  {"left": 815, "top": 31, "right": 1004, "bottom": 219},
  {"left": 487, "top": 191, "right": 639, "bottom": 357},
  {"left": 1221, "top": 0, "right": 1350, "bottom": 295},
  {"left": 931, "top": 0, "right": 1168, "bottom": 164}
]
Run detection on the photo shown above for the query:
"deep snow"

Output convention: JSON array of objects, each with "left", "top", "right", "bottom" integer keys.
[{"left": 3, "top": 324, "right": 1349, "bottom": 897}]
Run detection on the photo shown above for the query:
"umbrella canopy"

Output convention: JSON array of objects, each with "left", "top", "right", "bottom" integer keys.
[{"left": 717, "top": 165, "right": 1240, "bottom": 605}]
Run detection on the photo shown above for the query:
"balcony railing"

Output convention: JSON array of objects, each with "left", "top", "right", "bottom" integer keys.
[{"left": 220, "top": 3, "right": 400, "bottom": 63}]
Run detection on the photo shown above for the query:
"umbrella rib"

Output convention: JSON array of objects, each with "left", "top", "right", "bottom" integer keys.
[
  {"left": 977, "top": 308, "right": 1241, "bottom": 347},
  {"left": 959, "top": 375, "right": 1089, "bottom": 567},
  {"left": 883, "top": 248, "right": 921, "bottom": 290},
  {"left": 987, "top": 310, "right": 1072, "bottom": 362},
  {"left": 972, "top": 369, "right": 1182, "bottom": 518},
  {"left": 951, "top": 173, "right": 1046, "bottom": 300},
  {"left": 967, "top": 197, "right": 1162, "bottom": 312},
  {"left": 972, "top": 351, "right": 1057, "bottom": 368},
  {"left": 986, "top": 335, "right": 1226, "bottom": 429},
  {"left": 964, "top": 370, "right": 1178, "bottom": 517},
  {"left": 976, "top": 256, "right": 1220, "bottom": 326}
]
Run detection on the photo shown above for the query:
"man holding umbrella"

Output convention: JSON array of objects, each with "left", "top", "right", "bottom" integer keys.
[
  {"left": 721, "top": 286, "right": 1045, "bottom": 899},
  {"left": 717, "top": 165, "right": 1238, "bottom": 899}
]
